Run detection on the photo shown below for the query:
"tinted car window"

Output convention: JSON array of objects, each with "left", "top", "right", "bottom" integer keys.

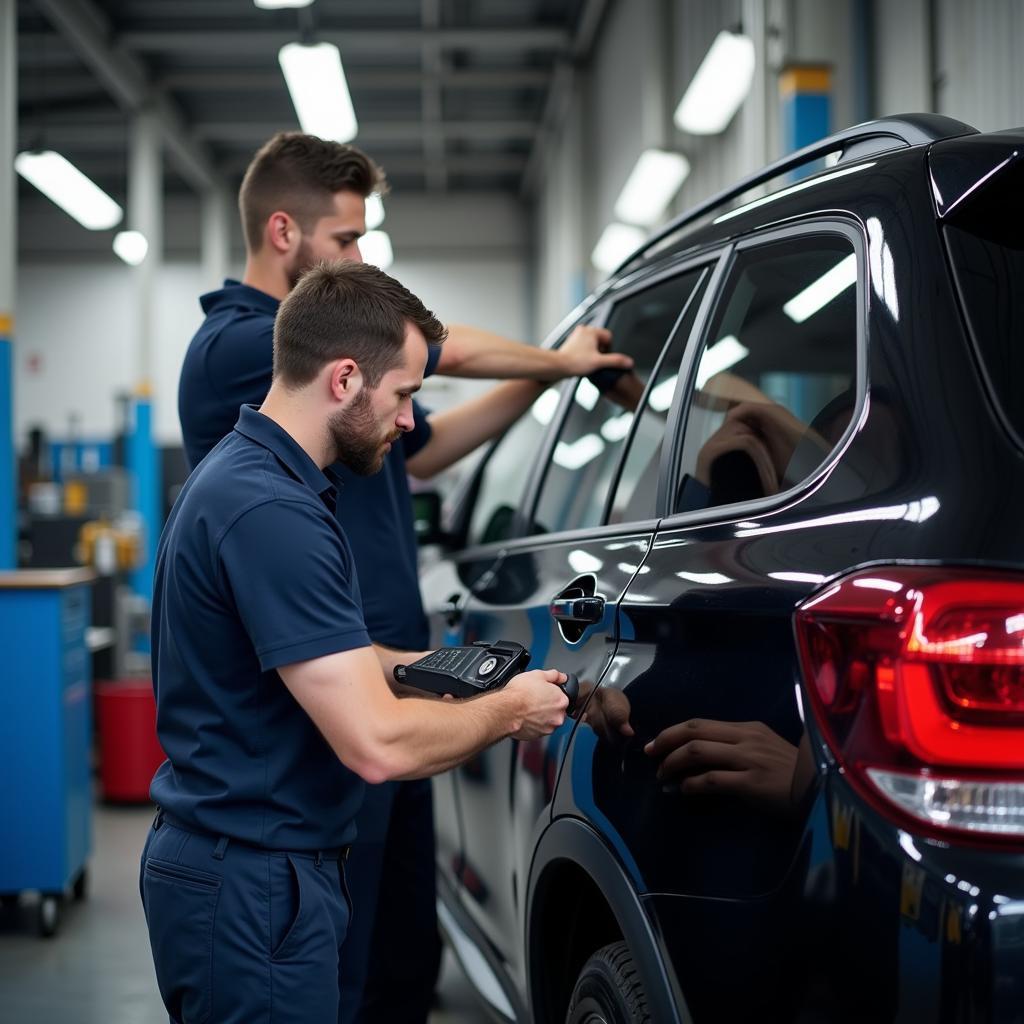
[
  {"left": 532, "top": 271, "right": 706, "bottom": 535},
  {"left": 466, "top": 385, "right": 562, "bottom": 546},
  {"left": 608, "top": 271, "right": 709, "bottom": 523},
  {"left": 943, "top": 160, "right": 1024, "bottom": 444},
  {"left": 675, "top": 236, "right": 858, "bottom": 512}
]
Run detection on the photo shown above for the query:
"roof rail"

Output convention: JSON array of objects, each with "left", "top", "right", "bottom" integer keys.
[{"left": 622, "top": 113, "right": 978, "bottom": 271}]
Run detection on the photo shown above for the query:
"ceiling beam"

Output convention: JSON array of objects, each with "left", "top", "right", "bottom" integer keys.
[
  {"left": 190, "top": 120, "right": 539, "bottom": 144},
  {"left": 153, "top": 68, "right": 552, "bottom": 92},
  {"left": 30, "top": 0, "right": 219, "bottom": 192},
  {"left": 20, "top": 119, "right": 539, "bottom": 147},
  {"left": 116, "top": 28, "right": 570, "bottom": 55}
]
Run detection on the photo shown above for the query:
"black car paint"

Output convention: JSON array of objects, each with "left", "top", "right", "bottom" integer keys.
[{"left": 420, "top": 131, "right": 1024, "bottom": 1022}]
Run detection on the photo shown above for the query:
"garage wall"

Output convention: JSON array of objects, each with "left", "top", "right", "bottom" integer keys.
[{"left": 15, "top": 193, "right": 529, "bottom": 446}]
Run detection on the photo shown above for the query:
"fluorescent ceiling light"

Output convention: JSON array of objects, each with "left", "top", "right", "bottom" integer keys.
[
  {"left": 531, "top": 388, "right": 561, "bottom": 425},
  {"left": 600, "top": 412, "right": 633, "bottom": 442},
  {"left": 695, "top": 335, "right": 749, "bottom": 388},
  {"left": 113, "top": 230, "right": 148, "bottom": 266},
  {"left": 279, "top": 41, "right": 358, "bottom": 143},
  {"left": 783, "top": 253, "right": 857, "bottom": 323},
  {"left": 365, "top": 192, "right": 385, "bottom": 230},
  {"left": 554, "top": 434, "right": 605, "bottom": 470},
  {"left": 648, "top": 374, "right": 678, "bottom": 412},
  {"left": 591, "top": 223, "right": 646, "bottom": 273},
  {"left": 255, "top": 0, "right": 314, "bottom": 8},
  {"left": 614, "top": 149, "right": 691, "bottom": 227},
  {"left": 674, "top": 30, "right": 756, "bottom": 135},
  {"left": 359, "top": 230, "right": 393, "bottom": 270},
  {"left": 15, "top": 150, "right": 122, "bottom": 230}
]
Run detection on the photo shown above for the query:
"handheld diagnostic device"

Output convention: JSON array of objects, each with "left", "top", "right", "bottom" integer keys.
[{"left": 394, "top": 640, "right": 579, "bottom": 711}]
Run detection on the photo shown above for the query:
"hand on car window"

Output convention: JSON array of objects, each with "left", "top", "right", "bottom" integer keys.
[{"left": 558, "top": 325, "right": 633, "bottom": 378}]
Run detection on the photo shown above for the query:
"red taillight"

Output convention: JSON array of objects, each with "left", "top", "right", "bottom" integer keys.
[{"left": 795, "top": 568, "right": 1024, "bottom": 840}]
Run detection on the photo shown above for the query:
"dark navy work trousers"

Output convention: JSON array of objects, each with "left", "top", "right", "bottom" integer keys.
[
  {"left": 337, "top": 778, "right": 443, "bottom": 1024},
  {"left": 140, "top": 818, "right": 352, "bottom": 1024}
]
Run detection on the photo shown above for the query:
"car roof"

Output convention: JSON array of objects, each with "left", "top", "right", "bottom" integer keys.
[{"left": 607, "top": 113, "right": 984, "bottom": 284}]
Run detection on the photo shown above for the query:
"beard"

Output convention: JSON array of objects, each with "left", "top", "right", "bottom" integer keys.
[
  {"left": 327, "top": 388, "right": 401, "bottom": 476},
  {"left": 285, "top": 236, "right": 316, "bottom": 290}
]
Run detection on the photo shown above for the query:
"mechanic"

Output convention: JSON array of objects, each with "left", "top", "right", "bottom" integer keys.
[
  {"left": 142, "top": 260, "right": 570, "bottom": 1024},
  {"left": 177, "top": 131, "right": 630, "bottom": 1024}
]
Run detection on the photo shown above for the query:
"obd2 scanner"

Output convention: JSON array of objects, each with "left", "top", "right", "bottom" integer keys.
[{"left": 394, "top": 640, "right": 579, "bottom": 711}]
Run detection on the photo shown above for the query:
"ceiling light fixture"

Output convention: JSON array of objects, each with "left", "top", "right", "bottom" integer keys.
[
  {"left": 359, "top": 230, "right": 393, "bottom": 270},
  {"left": 112, "top": 230, "right": 149, "bottom": 266},
  {"left": 255, "top": 0, "right": 315, "bottom": 9},
  {"left": 673, "top": 30, "right": 756, "bottom": 135},
  {"left": 591, "top": 223, "right": 646, "bottom": 273},
  {"left": 614, "top": 149, "right": 691, "bottom": 227},
  {"left": 279, "top": 41, "right": 358, "bottom": 143},
  {"left": 15, "top": 151, "right": 123, "bottom": 230}
]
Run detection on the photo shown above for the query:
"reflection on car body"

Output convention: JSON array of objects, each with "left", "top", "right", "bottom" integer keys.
[{"left": 420, "top": 114, "right": 1024, "bottom": 1023}]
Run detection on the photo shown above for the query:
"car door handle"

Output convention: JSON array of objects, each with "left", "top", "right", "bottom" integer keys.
[{"left": 549, "top": 596, "right": 605, "bottom": 624}]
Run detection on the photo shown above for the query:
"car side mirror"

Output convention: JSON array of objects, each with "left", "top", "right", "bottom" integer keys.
[{"left": 411, "top": 490, "right": 446, "bottom": 546}]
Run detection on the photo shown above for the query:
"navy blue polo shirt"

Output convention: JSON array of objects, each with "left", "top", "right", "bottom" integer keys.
[
  {"left": 179, "top": 280, "right": 440, "bottom": 650},
  {"left": 150, "top": 405, "right": 371, "bottom": 850}
]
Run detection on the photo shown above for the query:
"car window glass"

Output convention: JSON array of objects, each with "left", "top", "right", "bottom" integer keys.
[
  {"left": 466, "top": 384, "right": 563, "bottom": 546},
  {"left": 531, "top": 271, "right": 706, "bottom": 535},
  {"left": 675, "top": 236, "right": 858, "bottom": 513},
  {"left": 942, "top": 159, "right": 1024, "bottom": 444},
  {"left": 608, "top": 272, "right": 709, "bottom": 523}
]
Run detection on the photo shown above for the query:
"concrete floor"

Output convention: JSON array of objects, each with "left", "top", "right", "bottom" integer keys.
[{"left": 0, "top": 803, "right": 485, "bottom": 1024}]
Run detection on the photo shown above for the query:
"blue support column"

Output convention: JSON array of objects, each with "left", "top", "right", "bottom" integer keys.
[
  {"left": 0, "top": 0, "right": 15, "bottom": 570},
  {"left": 780, "top": 65, "right": 833, "bottom": 177},
  {"left": 0, "top": 325, "right": 13, "bottom": 569},
  {"left": 127, "top": 390, "right": 159, "bottom": 606}
]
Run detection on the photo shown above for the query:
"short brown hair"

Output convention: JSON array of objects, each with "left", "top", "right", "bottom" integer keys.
[
  {"left": 273, "top": 261, "right": 447, "bottom": 388},
  {"left": 239, "top": 132, "right": 387, "bottom": 252}
]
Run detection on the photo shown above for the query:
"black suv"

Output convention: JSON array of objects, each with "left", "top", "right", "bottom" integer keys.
[{"left": 419, "top": 114, "right": 1024, "bottom": 1023}]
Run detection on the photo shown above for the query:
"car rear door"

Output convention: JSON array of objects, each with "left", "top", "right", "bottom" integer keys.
[{"left": 433, "top": 262, "right": 715, "bottom": 985}]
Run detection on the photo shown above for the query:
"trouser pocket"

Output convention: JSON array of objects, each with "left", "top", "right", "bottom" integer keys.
[{"left": 143, "top": 857, "right": 222, "bottom": 1024}]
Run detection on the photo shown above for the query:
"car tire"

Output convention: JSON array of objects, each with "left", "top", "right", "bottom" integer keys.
[{"left": 566, "top": 941, "right": 651, "bottom": 1024}]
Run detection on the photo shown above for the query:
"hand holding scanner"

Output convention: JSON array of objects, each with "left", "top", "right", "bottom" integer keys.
[{"left": 394, "top": 640, "right": 579, "bottom": 712}]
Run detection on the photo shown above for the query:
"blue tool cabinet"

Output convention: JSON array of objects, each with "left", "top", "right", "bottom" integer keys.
[{"left": 0, "top": 568, "right": 96, "bottom": 936}]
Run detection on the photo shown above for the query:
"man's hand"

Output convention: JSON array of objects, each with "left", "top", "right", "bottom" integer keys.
[
  {"left": 644, "top": 719, "right": 800, "bottom": 815},
  {"left": 504, "top": 669, "right": 570, "bottom": 740},
  {"left": 558, "top": 325, "right": 633, "bottom": 378}
]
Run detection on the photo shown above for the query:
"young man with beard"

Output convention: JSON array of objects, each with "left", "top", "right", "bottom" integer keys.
[
  {"left": 177, "top": 131, "right": 630, "bottom": 1023},
  {"left": 144, "top": 261, "right": 570, "bottom": 1024}
]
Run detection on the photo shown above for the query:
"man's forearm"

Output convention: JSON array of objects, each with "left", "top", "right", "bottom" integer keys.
[
  {"left": 406, "top": 378, "right": 545, "bottom": 478},
  {"left": 379, "top": 689, "right": 524, "bottom": 779},
  {"left": 437, "top": 324, "right": 566, "bottom": 381}
]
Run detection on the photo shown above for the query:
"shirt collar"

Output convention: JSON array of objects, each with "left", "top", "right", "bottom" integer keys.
[
  {"left": 233, "top": 405, "right": 340, "bottom": 506},
  {"left": 200, "top": 279, "right": 281, "bottom": 318}
]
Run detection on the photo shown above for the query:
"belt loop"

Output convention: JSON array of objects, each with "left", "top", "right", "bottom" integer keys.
[
  {"left": 314, "top": 851, "right": 323, "bottom": 869},
  {"left": 212, "top": 836, "right": 229, "bottom": 861},
  {"left": 153, "top": 807, "right": 164, "bottom": 831}
]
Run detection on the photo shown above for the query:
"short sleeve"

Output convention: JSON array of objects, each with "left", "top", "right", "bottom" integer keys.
[
  {"left": 425, "top": 344, "right": 442, "bottom": 378},
  {"left": 218, "top": 500, "right": 370, "bottom": 671},
  {"left": 401, "top": 397, "right": 433, "bottom": 460}
]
